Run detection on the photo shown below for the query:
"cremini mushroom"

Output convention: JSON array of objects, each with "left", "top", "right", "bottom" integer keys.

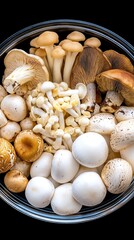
[
  {"left": 36, "top": 30, "right": 59, "bottom": 72},
  {"left": 72, "top": 132, "right": 109, "bottom": 168},
  {"left": 2, "top": 49, "right": 49, "bottom": 95},
  {"left": 51, "top": 149, "right": 79, "bottom": 183},
  {"left": 0, "top": 137, "right": 16, "bottom": 174},
  {"left": 70, "top": 46, "right": 111, "bottom": 89},
  {"left": 96, "top": 69, "right": 134, "bottom": 106},
  {"left": 110, "top": 119, "right": 134, "bottom": 152},
  {"left": 14, "top": 130, "right": 44, "bottom": 162},
  {"left": 51, "top": 183, "right": 82, "bottom": 215},
  {"left": 0, "top": 120, "right": 21, "bottom": 142},
  {"left": 25, "top": 176, "right": 55, "bottom": 208},
  {"left": 62, "top": 40, "right": 83, "bottom": 86},
  {"left": 1, "top": 94, "right": 28, "bottom": 122},
  {"left": 72, "top": 171, "right": 107, "bottom": 206},
  {"left": 101, "top": 158, "right": 133, "bottom": 194},
  {"left": 103, "top": 49, "right": 134, "bottom": 73},
  {"left": 4, "top": 169, "right": 28, "bottom": 193}
]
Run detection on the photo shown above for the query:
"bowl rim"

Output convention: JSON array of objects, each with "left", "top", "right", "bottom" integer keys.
[{"left": 0, "top": 18, "right": 134, "bottom": 224}]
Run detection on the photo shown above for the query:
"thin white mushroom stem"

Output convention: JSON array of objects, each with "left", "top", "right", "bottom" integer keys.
[
  {"left": 84, "top": 82, "right": 96, "bottom": 112},
  {"left": 63, "top": 133, "right": 73, "bottom": 151},
  {"left": 58, "top": 111, "right": 65, "bottom": 130},
  {"left": 53, "top": 129, "right": 64, "bottom": 150},
  {"left": 5, "top": 65, "right": 35, "bottom": 93},
  {"left": 61, "top": 103, "right": 79, "bottom": 118},
  {"left": 33, "top": 124, "right": 53, "bottom": 138}
]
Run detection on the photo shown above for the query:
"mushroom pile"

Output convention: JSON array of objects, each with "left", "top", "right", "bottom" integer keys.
[{"left": 0, "top": 30, "right": 134, "bottom": 216}]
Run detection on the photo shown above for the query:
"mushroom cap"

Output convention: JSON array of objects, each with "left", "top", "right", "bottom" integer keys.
[
  {"left": 0, "top": 137, "right": 16, "bottom": 173},
  {"left": 4, "top": 169, "right": 28, "bottom": 193},
  {"left": 25, "top": 176, "right": 55, "bottom": 208},
  {"left": 70, "top": 46, "right": 111, "bottom": 88},
  {"left": 51, "top": 46, "right": 66, "bottom": 58},
  {"left": 95, "top": 69, "right": 134, "bottom": 105},
  {"left": 14, "top": 130, "right": 44, "bottom": 162},
  {"left": 62, "top": 41, "right": 83, "bottom": 53},
  {"left": 51, "top": 183, "right": 82, "bottom": 215},
  {"left": 72, "top": 132, "right": 109, "bottom": 168},
  {"left": 36, "top": 31, "right": 59, "bottom": 46},
  {"left": 103, "top": 50, "right": 134, "bottom": 73},
  {"left": 3, "top": 49, "right": 49, "bottom": 94},
  {"left": 72, "top": 171, "right": 107, "bottom": 206},
  {"left": 11, "top": 157, "right": 31, "bottom": 177},
  {"left": 66, "top": 31, "right": 86, "bottom": 42},
  {"left": 110, "top": 119, "right": 134, "bottom": 152},
  {"left": 101, "top": 158, "right": 133, "bottom": 194},
  {"left": 84, "top": 37, "right": 101, "bottom": 48}
]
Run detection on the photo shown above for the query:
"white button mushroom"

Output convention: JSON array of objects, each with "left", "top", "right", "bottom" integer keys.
[
  {"left": 101, "top": 158, "right": 133, "bottom": 194},
  {"left": 0, "top": 121, "right": 21, "bottom": 142},
  {"left": 1, "top": 94, "right": 27, "bottom": 122},
  {"left": 120, "top": 144, "right": 134, "bottom": 173},
  {"left": 51, "top": 183, "right": 82, "bottom": 215},
  {"left": 72, "top": 172, "right": 107, "bottom": 206},
  {"left": 30, "top": 152, "right": 53, "bottom": 178},
  {"left": 72, "top": 132, "right": 109, "bottom": 168},
  {"left": 25, "top": 176, "right": 55, "bottom": 208},
  {"left": 51, "top": 149, "right": 79, "bottom": 183}
]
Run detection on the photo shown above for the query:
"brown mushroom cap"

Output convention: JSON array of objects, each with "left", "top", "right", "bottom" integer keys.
[
  {"left": 2, "top": 49, "right": 49, "bottom": 95},
  {"left": 36, "top": 31, "right": 59, "bottom": 46},
  {"left": 14, "top": 130, "right": 44, "bottom": 162},
  {"left": 104, "top": 50, "right": 134, "bottom": 73},
  {"left": 70, "top": 46, "right": 111, "bottom": 89},
  {"left": 0, "top": 138, "right": 16, "bottom": 174},
  {"left": 96, "top": 69, "right": 134, "bottom": 105}
]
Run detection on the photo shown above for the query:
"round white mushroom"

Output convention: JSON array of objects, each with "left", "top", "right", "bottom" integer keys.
[
  {"left": 101, "top": 158, "right": 133, "bottom": 194},
  {"left": 25, "top": 176, "right": 55, "bottom": 208},
  {"left": 51, "top": 149, "right": 79, "bottom": 183},
  {"left": 120, "top": 144, "right": 134, "bottom": 174},
  {"left": 1, "top": 94, "right": 27, "bottom": 122},
  {"left": 72, "top": 132, "right": 109, "bottom": 168},
  {"left": 0, "top": 121, "right": 21, "bottom": 142},
  {"left": 72, "top": 171, "right": 107, "bottom": 206},
  {"left": 30, "top": 152, "right": 53, "bottom": 178},
  {"left": 51, "top": 183, "right": 82, "bottom": 215}
]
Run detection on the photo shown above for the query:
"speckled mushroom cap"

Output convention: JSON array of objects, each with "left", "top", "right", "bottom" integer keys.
[
  {"left": 0, "top": 137, "right": 16, "bottom": 174},
  {"left": 2, "top": 49, "right": 49, "bottom": 95}
]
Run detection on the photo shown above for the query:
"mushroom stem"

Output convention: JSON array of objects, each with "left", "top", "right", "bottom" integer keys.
[
  {"left": 83, "top": 82, "right": 96, "bottom": 112},
  {"left": 4, "top": 65, "right": 35, "bottom": 94},
  {"left": 101, "top": 90, "right": 124, "bottom": 113}
]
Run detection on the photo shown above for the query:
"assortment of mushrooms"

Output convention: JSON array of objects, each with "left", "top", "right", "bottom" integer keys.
[{"left": 0, "top": 30, "right": 134, "bottom": 216}]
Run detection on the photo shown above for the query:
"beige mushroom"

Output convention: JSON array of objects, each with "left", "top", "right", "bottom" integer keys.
[
  {"left": 4, "top": 169, "right": 28, "bottom": 193},
  {"left": 11, "top": 156, "right": 31, "bottom": 177},
  {"left": 0, "top": 85, "right": 7, "bottom": 104},
  {"left": 101, "top": 158, "right": 133, "bottom": 194},
  {"left": 114, "top": 106, "right": 134, "bottom": 122},
  {"left": 20, "top": 117, "right": 36, "bottom": 130},
  {"left": 66, "top": 31, "right": 86, "bottom": 42},
  {"left": 36, "top": 31, "right": 59, "bottom": 72},
  {"left": 84, "top": 37, "right": 101, "bottom": 48},
  {"left": 0, "top": 121, "right": 21, "bottom": 142},
  {"left": 0, "top": 137, "right": 16, "bottom": 174},
  {"left": 0, "top": 109, "right": 8, "bottom": 128},
  {"left": 2, "top": 49, "right": 49, "bottom": 95},
  {"left": 62, "top": 40, "right": 83, "bottom": 86}
]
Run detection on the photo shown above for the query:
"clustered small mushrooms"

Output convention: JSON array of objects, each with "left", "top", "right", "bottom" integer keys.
[{"left": 0, "top": 29, "right": 134, "bottom": 216}]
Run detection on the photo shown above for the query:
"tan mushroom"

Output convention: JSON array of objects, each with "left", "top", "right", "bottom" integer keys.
[
  {"left": 96, "top": 69, "right": 134, "bottom": 106},
  {"left": 84, "top": 37, "right": 101, "bottom": 48},
  {"left": 0, "top": 137, "right": 16, "bottom": 174},
  {"left": 14, "top": 130, "right": 44, "bottom": 162},
  {"left": 66, "top": 31, "right": 86, "bottom": 42},
  {"left": 36, "top": 31, "right": 59, "bottom": 72},
  {"left": 70, "top": 46, "right": 111, "bottom": 89},
  {"left": 103, "top": 49, "right": 134, "bottom": 73},
  {"left": 2, "top": 49, "right": 49, "bottom": 95}
]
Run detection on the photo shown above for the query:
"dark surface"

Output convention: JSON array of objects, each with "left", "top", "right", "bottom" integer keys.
[{"left": 0, "top": 4, "right": 133, "bottom": 232}]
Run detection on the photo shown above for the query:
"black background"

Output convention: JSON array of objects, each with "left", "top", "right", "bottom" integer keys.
[{"left": 0, "top": 3, "right": 133, "bottom": 234}]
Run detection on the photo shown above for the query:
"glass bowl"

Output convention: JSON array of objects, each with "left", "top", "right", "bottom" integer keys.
[{"left": 0, "top": 19, "right": 134, "bottom": 224}]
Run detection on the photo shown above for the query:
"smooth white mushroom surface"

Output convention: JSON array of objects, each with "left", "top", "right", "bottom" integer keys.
[
  {"left": 51, "top": 149, "right": 79, "bottom": 183},
  {"left": 51, "top": 183, "right": 82, "bottom": 215},
  {"left": 120, "top": 144, "right": 134, "bottom": 174},
  {"left": 25, "top": 176, "right": 55, "bottom": 208},
  {"left": 72, "top": 171, "right": 107, "bottom": 206},
  {"left": 101, "top": 158, "right": 133, "bottom": 194},
  {"left": 72, "top": 132, "right": 109, "bottom": 168},
  {"left": 30, "top": 152, "right": 53, "bottom": 178}
]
